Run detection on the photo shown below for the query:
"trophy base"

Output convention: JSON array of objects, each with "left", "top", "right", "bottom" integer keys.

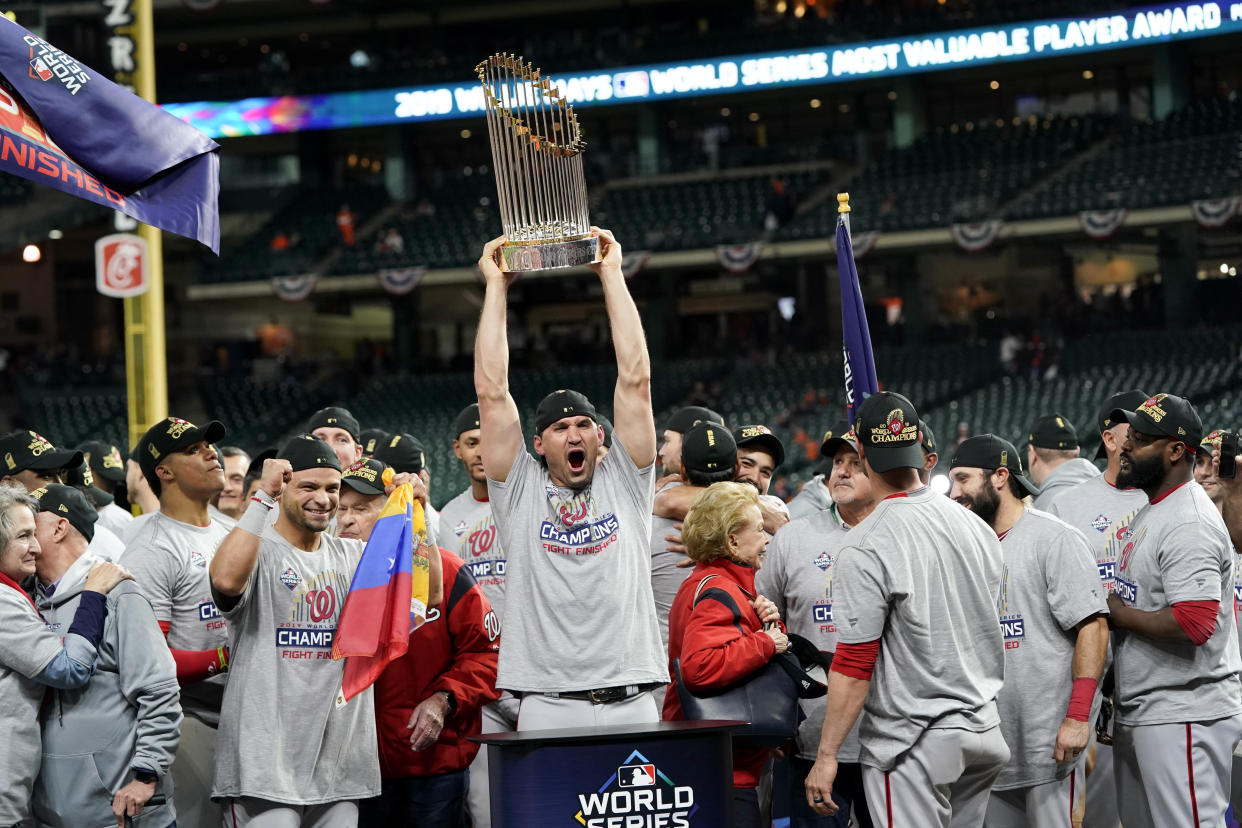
[{"left": 500, "top": 236, "right": 600, "bottom": 273}]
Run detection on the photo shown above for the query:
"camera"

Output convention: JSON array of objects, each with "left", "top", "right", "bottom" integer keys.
[{"left": 1220, "top": 431, "right": 1238, "bottom": 480}]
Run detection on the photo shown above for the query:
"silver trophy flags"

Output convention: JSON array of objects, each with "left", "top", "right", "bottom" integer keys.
[{"left": 476, "top": 53, "right": 599, "bottom": 272}]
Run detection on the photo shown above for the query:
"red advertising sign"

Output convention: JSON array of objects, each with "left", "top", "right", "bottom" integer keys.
[{"left": 95, "top": 233, "right": 148, "bottom": 297}]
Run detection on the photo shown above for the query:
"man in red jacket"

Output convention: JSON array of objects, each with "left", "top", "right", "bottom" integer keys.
[{"left": 341, "top": 460, "right": 502, "bottom": 827}]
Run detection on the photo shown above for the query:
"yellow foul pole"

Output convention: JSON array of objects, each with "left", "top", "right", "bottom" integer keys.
[{"left": 122, "top": 0, "right": 167, "bottom": 448}]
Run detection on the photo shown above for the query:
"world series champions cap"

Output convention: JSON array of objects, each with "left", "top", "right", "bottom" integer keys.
[
  {"left": 278, "top": 434, "right": 343, "bottom": 472},
  {"left": 358, "top": 428, "right": 390, "bottom": 458},
  {"left": 733, "top": 424, "right": 786, "bottom": 468},
  {"left": 1027, "top": 413, "right": 1079, "bottom": 450},
  {"left": 1110, "top": 393, "right": 1206, "bottom": 454},
  {"left": 341, "top": 457, "right": 389, "bottom": 496},
  {"left": 664, "top": 406, "right": 725, "bottom": 435},
  {"left": 374, "top": 433, "right": 426, "bottom": 475},
  {"left": 534, "top": 389, "right": 597, "bottom": 434},
  {"left": 0, "top": 431, "right": 83, "bottom": 476},
  {"left": 136, "top": 417, "right": 227, "bottom": 492},
  {"left": 855, "top": 392, "right": 924, "bottom": 473},
  {"left": 681, "top": 422, "right": 737, "bottom": 474},
  {"left": 77, "top": 440, "right": 127, "bottom": 484},
  {"left": 950, "top": 434, "right": 1041, "bottom": 498},
  {"left": 30, "top": 483, "right": 98, "bottom": 542},
  {"left": 454, "top": 404, "right": 481, "bottom": 439},
  {"left": 819, "top": 420, "right": 856, "bottom": 459},
  {"left": 306, "top": 407, "right": 361, "bottom": 443},
  {"left": 1095, "top": 388, "right": 1149, "bottom": 460},
  {"left": 64, "top": 460, "right": 114, "bottom": 508}
]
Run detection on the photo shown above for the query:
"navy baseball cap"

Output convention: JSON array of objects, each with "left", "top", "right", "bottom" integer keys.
[{"left": 855, "top": 392, "right": 924, "bottom": 473}]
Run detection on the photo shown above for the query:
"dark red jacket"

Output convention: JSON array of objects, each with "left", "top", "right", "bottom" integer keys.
[
  {"left": 373, "top": 549, "right": 502, "bottom": 778},
  {"left": 662, "top": 557, "right": 781, "bottom": 788}
]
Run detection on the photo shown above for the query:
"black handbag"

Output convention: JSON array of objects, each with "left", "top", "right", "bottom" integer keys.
[{"left": 672, "top": 575, "right": 827, "bottom": 748}]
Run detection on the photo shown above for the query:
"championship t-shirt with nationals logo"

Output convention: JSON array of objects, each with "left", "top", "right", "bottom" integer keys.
[
  {"left": 1111, "top": 481, "right": 1242, "bottom": 725},
  {"left": 211, "top": 528, "right": 379, "bottom": 804},
  {"left": 439, "top": 488, "right": 506, "bottom": 621},
  {"left": 1046, "top": 472, "right": 1148, "bottom": 592},
  {"left": 124, "top": 511, "right": 232, "bottom": 725},
  {"left": 488, "top": 438, "right": 667, "bottom": 693}
]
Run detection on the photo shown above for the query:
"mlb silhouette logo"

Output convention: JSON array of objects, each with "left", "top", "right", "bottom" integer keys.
[
  {"left": 95, "top": 233, "right": 149, "bottom": 298},
  {"left": 30, "top": 58, "right": 53, "bottom": 81},
  {"left": 617, "top": 763, "right": 656, "bottom": 788}
]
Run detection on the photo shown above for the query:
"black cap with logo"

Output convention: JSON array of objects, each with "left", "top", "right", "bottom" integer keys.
[
  {"left": 681, "top": 422, "right": 737, "bottom": 474},
  {"left": 0, "top": 431, "right": 83, "bottom": 477},
  {"left": 135, "top": 417, "right": 227, "bottom": 493},
  {"left": 1027, "top": 413, "right": 1079, "bottom": 450},
  {"left": 919, "top": 419, "right": 938, "bottom": 455},
  {"left": 358, "top": 428, "right": 390, "bottom": 458},
  {"left": 950, "top": 434, "right": 1041, "bottom": 498},
  {"left": 1110, "top": 393, "right": 1206, "bottom": 454},
  {"left": 733, "top": 424, "right": 786, "bottom": 469},
  {"left": 77, "top": 440, "right": 127, "bottom": 484},
  {"left": 341, "top": 457, "right": 389, "bottom": 496},
  {"left": 819, "top": 420, "right": 857, "bottom": 459},
  {"left": 374, "top": 433, "right": 426, "bottom": 475},
  {"left": 855, "top": 392, "right": 924, "bottom": 473},
  {"left": 246, "top": 447, "right": 277, "bottom": 480},
  {"left": 1095, "top": 388, "right": 1149, "bottom": 460},
  {"left": 598, "top": 415, "right": 614, "bottom": 450},
  {"left": 64, "top": 461, "right": 114, "bottom": 508},
  {"left": 534, "top": 389, "right": 597, "bottom": 434},
  {"left": 307, "top": 406, "right": 361, "bottom": 442},
  {"left": 664, "top": 406, "right": 725, "bottom": 435},
  {"left": 278, "top": 434, "right": 343, "bottom": 473},
  {"left": 31, "top": 483, "right": 98, "bottom": 542},
  {"left": 454, "top": 404, "right": 481, "bottom": 439}
]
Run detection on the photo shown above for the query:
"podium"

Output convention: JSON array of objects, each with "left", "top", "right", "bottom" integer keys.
[{"left": 475, "top": 719, "right": 743, "bottom": 827}]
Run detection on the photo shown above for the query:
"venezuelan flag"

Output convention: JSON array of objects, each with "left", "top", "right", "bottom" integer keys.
[{"left": 332, "top": 472, "right": 432, "bottom": 703}]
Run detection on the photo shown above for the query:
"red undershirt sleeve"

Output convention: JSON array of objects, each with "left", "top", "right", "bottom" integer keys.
[
  {"left": 1170, "top": 600, "right": 1218, "bottom": 646},
  {"left": 159, "top": 620, "right": 230, "bottom": 684},
  {"left": 831, "top": 639, "right": 881, "bottom": 681}
]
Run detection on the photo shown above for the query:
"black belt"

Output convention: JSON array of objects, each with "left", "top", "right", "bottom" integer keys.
[{"left": 546, "top": 683, "right": 662, "bottom": 704}]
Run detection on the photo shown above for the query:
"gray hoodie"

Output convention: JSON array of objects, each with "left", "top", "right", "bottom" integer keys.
[
  {"left": 1032, "top": 457, "right": 1100, "bottom": 512},
  {"left": 32, "top": 553, "right": 182, "bottom": 828},
  {"left": 786, "top": 474, "right": 834, "bottom": 521}
]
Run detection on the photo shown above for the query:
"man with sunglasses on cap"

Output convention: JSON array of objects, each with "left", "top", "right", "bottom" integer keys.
[
  {"left": 209, "top": 434, "right": 443, "bottom": 827},
  {"left": 805, "top": 392, "right": 1008, "bottom": 826},
  {"left": 474, "top": 229, "right": 667, "bottom": 731},
  {"left": 949, "top": 435, "right": 1108, "bottom": 827},
  {"left": 758, "top": 423, "right": 877, "bottom": 828},
  {"left": 308, "top": 406, "right": 364, "bottom": 471},
  {"left": 78, "top": 440, "right": 134, "bottom": 535},
  {"left": 1044, "top": 389, "right": 1149, "bottom": 828},
  {"left": 124, "top": 417, "right": 232, "bottom": 828},
  {"left": 1103, "top": 394, "right": 1242, "bottom": 828},
  {"left": 0, "top": 430, "right": 82, "bottom": 492}
]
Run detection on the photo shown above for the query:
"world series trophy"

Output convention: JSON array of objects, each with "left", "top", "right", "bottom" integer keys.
[{"left": 476, "top": 53, "right": 600, "bottom": 272}]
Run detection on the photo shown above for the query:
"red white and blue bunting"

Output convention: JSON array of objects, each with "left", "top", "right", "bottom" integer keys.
[
  {"left": 832, "top": 230, "right": 879, "bottom": 260},
  {"left": 271, "top": 274, "right": 317, "bottom": 303},
  {"left": 950, "top": 220, "right": 1003, "bottom": 253},
  {"left": 1191, "top": 197, "right": 1240, "bottom": 229},
  {"left": 1079, "top": 208, "right": 1128, "bottom": 240},
  {"left": 715, "top": 242, "right": 765, "bottom": 273},
  {"left": 620, "top": 250, "right": 651, "bottom": 280},
  {"left": 377, "top": 266, "right": 426, "bottom": 296}
]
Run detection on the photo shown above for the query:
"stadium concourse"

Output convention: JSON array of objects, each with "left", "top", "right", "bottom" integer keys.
[{"left": 2, "top": 0, "right": 1242, "bottom": 827}]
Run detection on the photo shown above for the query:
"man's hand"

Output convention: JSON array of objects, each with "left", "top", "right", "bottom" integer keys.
[
  {"left": 478, "top": 235, "right": 517, "bottom": 287},
  {"left": 758, "top": 497, "right": 790, "bottom": 534},
  {"left": 654, "top": 472, "right": 683, "bottom": 491},
  {"left": 386, "top": 471, "right": 429, "bottom": 508},
  {"left": 1105, "top": 593, "right": 1125, "bottom": 627},
  {"left": 408, "top": 692, "right": 452, "bottom": 752},
  {"left": 112, "top": 778, "right": 156, "bottom": 827},
  {"left": 666, "top": 522, "right": 689, "bottom": 558},
  {"left": 804, "top": 755, "right": 840, "bottom": 816},
  {"left": 84, "top": 561, "right": 133, "bottom": 594},
  {"left": 588, "top": 226, "right": 622, "bottom": 276},
  {"left": 260, "top": 458, "right": 293, "bottom": 498},
  {"left": 1053, "top": 717, "right": 1090, "bottom": 763}
]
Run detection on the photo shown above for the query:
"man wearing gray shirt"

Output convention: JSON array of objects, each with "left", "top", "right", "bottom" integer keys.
[
  {"left": 805, "top": 392, "right": 1008, "bottom": 826},
  {"left": 786, "top": 421, "right": 850, "bottom": 521},
  {"left": 758, "top": 424, "right": 875, "bottom": 828},
  {"left": 1105, "top": 394, "right": 1242, "bottom": 828},
  {"left": 950, "top": 435, "right": 1109, "bottom": 827},
  {"left": 1026, "top": 414, "right": 1099, "bottom": 511},
  {"left": 474, "top": 229, "right": 667, "bottom": 730}
]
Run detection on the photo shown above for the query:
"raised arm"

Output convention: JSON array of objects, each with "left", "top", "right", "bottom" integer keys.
[
  {"left": 592, "top": 228, "right": 656, "bottom": 467},
  {"left": 210, "top": 458, "right": 289, "bottom": 605},
  {"left": 474, "top": 236, "right": 523, "bottom": 483}
]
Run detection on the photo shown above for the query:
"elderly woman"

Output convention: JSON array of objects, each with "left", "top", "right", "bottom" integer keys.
[
  {"left": 0, "top": 487, "right": 129, "bottom": 828},
  {"left": 662, "top": 481, "right": 789, "bottom": 828}
]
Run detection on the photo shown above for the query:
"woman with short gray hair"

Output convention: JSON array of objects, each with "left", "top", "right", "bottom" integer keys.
[{"left": 0, "top": 486, "right": 131, "bottom": 827}]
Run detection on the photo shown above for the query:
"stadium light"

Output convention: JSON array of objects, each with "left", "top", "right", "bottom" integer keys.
[{"left": 22, "top": 244, "right": 41, "bottom": 263}]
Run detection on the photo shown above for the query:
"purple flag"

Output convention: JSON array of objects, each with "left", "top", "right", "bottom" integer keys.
[
  {"left": 0, "top": 18, "right": 219, "bottom": 252},
  {"left": 837, "top": 212, "right": 879, "bottom": 424}
]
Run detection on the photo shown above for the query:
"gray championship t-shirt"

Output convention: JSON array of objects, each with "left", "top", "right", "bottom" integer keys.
[
  {"left": 124, "top": 512, "right": 232, "bottom": 726},
  {"left": 488, "top": 438, "right": 668, "bottom": 692},
  {"left": 756, "top": 505, "right": 863, "bottom": 762},
  {"left": 439, "top": 489, "right": 507, "bottom": 621},
  {"left": 1112, "top": 481, "right": 1242, "bottom": 725},
  {"left": 97, "top": 501, "right": 135, "bottom": 536},
  {"left": 211, "top": 528, "right": 379, "bottom": 805},
  {"left": 1047, "top": 473, "right": 1148, "bottom": 593},
  {"left": 993, "top": 509, "right": 1108, "bottom": 790},
  {"left": 0, "top": 588, "right": 66, "bottom": 826},
  {"left": 833, "top": 488, "right": 1006, "bottom": 772},
  {"left": 650, "top": 481, "right": 694, "bottom": 658}
]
